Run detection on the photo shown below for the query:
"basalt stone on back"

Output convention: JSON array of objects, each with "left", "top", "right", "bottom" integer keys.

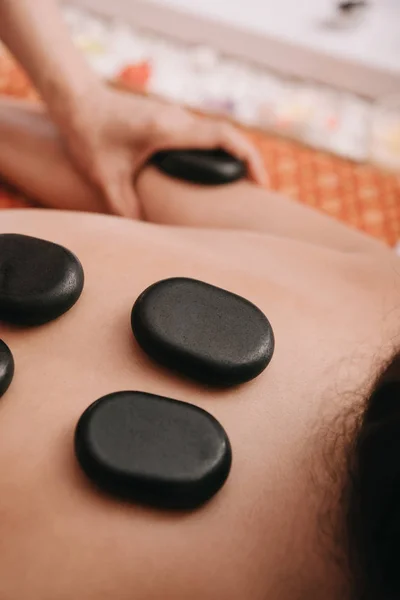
[
  {"left": 131, "top": 277, "right": 274, "bottom": 386},
  {"left": 0, "top": 340, "right": 14, "bottom": 397},
  {"left": 150, "top": 149, "right": 247, "bottom": 185},
  {"left": 0, "top": 234, "right": 84, "bottom": 326},
  {"left": 75, "top": 391, "right": 232, "bottom": 510}
]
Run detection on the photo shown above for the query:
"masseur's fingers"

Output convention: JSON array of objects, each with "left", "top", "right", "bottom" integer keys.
[
  {"left": 96, "top": 155, "right": 142, "bottom": 219},
  {"left": 135, "top": 110, "right": 267, "bottom": 187},
  {"left": 215, "top": 124, "right": 267, "bottom": 187},
  {"left": 102, "top": 178, "right": 140, "bottom": 220},
  {"left": 185, "top": 121, "right": 267, "bottom": 186}
]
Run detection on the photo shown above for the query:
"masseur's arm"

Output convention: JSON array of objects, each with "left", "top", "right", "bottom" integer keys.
[
  {"left": 0, "top": 0, "right": 98, "bottom": 109},
  {"left": 0, "top": 0, "right": 265, "bottom": 218},
  {"left": 0, "top": 97, "right": 385, "bottom": 254}
]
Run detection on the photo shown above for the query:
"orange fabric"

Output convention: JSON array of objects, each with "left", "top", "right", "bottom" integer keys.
[
  {"left": 1, "top": 52, "right": 399, "bottom": 246},
  {"left": 0, "top": 51, "right": 39, "bottom": 101},
  {"left": 119, "top": 62, "right": 152, "bottom": 93},
  {"left": 246, "top": 130, "right": 400, "bottom": 247}
]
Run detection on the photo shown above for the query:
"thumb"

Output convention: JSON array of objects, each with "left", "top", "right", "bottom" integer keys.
[{"left": 102, "top": 171, "right": 141, "bottom": 219}]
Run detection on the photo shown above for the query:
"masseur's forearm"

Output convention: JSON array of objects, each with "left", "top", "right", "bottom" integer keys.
[{"left": 0, "top": 0, "right": 99, "bottom": 114}]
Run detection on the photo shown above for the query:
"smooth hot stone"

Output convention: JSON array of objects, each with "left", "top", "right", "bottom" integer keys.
[
  {"left": 131, "top": 277, "right": 274, "bottom": 386},
  {"left": 0, "top": 340, "right": 14, "bottom": 397},
  {"left": 75, "top": 391, "right": 232, "bottom": 510},
  {"left": 0, "top": 234, "right": 84, "bottom": 325},
  {"left": 150, "top": 149, "right": 247, "bottom": 185}
]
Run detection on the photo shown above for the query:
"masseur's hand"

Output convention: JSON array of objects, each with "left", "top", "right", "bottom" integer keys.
[
  {"left": 53, "top": 85, "right": 267, "bottom": 218},
  {"left": 0, "top": 0, "right": 266, "bottom": 219}
]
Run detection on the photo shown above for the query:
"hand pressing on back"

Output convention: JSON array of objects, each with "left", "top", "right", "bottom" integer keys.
[
  {"left": 0, "top": 0, "right": 266, "bottom": 218},
  {"left": 53, "top": 85, "right": 267, "bottom": 218}
]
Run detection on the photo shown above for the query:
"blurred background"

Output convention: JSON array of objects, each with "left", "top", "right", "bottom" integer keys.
[{"left": 0, "top": 0, "right": 399, "bottom": 249}]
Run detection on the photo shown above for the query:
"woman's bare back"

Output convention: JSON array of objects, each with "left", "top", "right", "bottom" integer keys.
[{"left": 0, "top": 203, "right": 398, "bottom": 600}]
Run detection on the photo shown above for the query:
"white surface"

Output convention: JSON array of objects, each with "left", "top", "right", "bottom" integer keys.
[
  {"left": 72, "top": 0, "right": 400, "bottom": 98},
  {"left": 142, "top": 0, "right": 400, "bottom": 71},
  {"left": 62, "top": 4, "right": 400, "bottom": 168}
]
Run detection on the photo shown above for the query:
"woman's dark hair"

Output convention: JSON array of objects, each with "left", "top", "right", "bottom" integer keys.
[{"left": 346, "top": 352, "right": 400, "bottom": 599}]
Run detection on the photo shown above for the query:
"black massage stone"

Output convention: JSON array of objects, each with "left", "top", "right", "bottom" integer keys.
[
  {"left": 131, "top": 277, "right": 274, "bottom": 387},
  {"left": 150, "top": 149, "right": 247, "bottom": 185},
  {"left": 0, "top": 234, "right": 84, "bottom": 325},
  {"left": 75, "top": 391, "right": 232, "bottom": 510},
  {"left": 0, "top": 340, "right": 14, "bottom": 397}
]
